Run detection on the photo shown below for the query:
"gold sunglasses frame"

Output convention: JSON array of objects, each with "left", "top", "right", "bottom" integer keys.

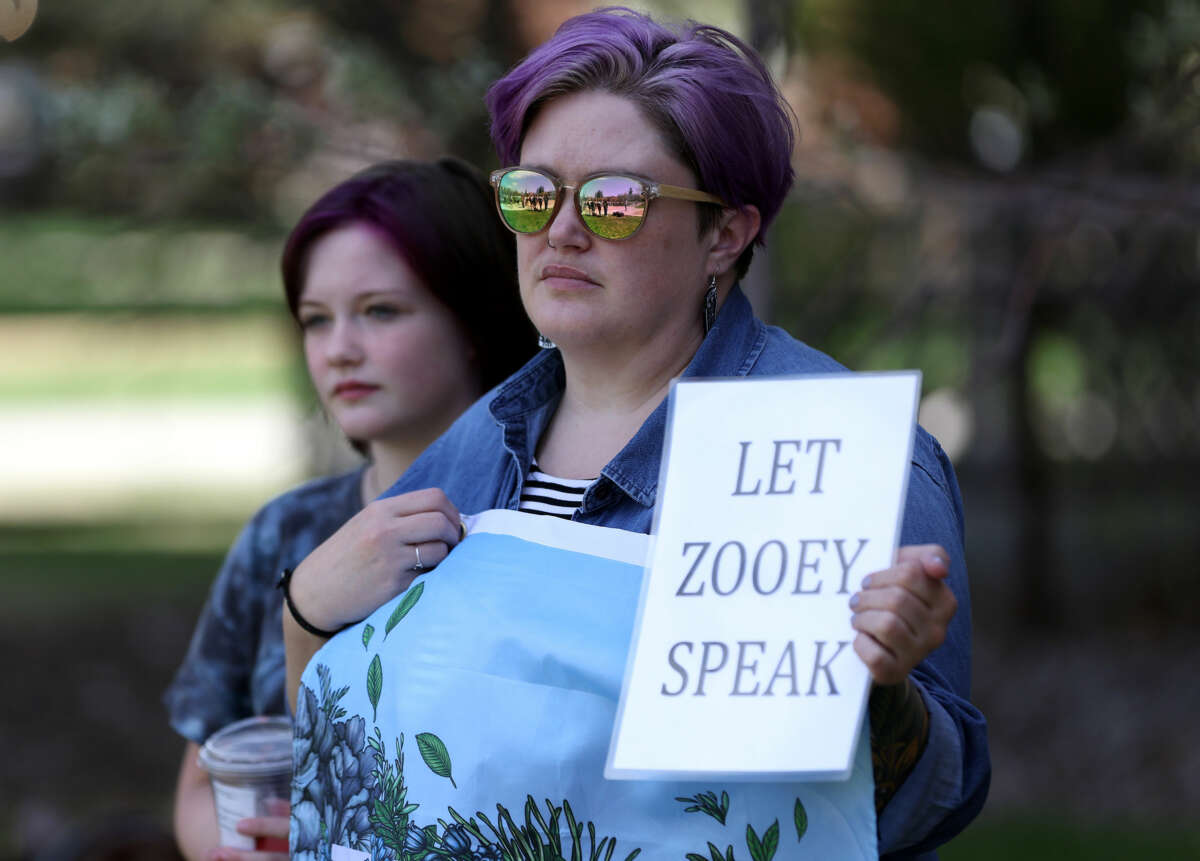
[{"left": 489, "top": 167, "right": 727, "bottom": 241}]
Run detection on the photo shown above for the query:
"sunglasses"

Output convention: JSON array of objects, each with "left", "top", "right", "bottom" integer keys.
[{"left": 489, "top": 167, "right": 727, "bottom": 241}]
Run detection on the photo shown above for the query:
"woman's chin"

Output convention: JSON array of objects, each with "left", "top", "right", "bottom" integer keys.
[
  {"left": 330, "top": 412, "right": 395, "bottom": 446},
  {"left": 539, "top": 327, "right": 611, "bottom": 353},
  {"left": 530, "top": 310, "right": 622, "bottom": 350}
]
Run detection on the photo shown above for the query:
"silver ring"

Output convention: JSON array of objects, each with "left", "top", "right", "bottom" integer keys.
[{"left": 411, "top": 545, "right": 424, "bottom": 572}]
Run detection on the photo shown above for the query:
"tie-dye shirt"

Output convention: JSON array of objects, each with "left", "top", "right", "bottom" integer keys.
[{"left": 164, "top": 466, "right": 364, "bottom": 743}]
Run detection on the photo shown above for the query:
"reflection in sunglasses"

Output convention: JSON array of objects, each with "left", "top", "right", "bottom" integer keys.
[
  {"left": 492, "top": 167, "right": 724, "bottom": 241},
  {"left": 495, "top": 169, "right": 650, "bottom": 240}
]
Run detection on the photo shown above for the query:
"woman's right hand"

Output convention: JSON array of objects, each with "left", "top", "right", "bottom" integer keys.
[{"left": 286, "top": 487, "right": 462, "bottom": 634}]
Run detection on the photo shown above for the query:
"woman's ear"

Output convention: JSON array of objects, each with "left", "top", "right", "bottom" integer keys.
[{"left": 705, "top": 205, "right": 761, "bottom": 278}]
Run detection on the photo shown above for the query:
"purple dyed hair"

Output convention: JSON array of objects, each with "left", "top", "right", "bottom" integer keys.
[
  {"left": 281, "top": 157, "right": 536, "bottom": 397},
  {"left": 485, "top": 7, "right": 796, "bottom": 277}
]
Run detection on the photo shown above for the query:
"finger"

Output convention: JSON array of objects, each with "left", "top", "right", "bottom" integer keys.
[
  {"left": 851, "top": 608, "right": 920, "bottom": 659},
  {"left": 861, "top": 558, "right": 944, "bottom": 609},
  {"left": 391, "top": 510, "right": 462, "bottom": 548},
  {"left": 407, "top": 540, "right": 450, "bottom": 571},
  {"left": 264, "top": 798, "right": 291, "bottom": 817},
  {"left": 852, "top": 630, "right": 906, "bottom": 686},
  {"left": 849, "top": 587, "right": 923, "bottom": 640},
  {"left": 236, "top": 815, "right": 290, "bottom": 839},
  {"left": 894, "top": 544, "right": 950, "bottom": 578},
  {"left": 378, "top": 487, "right": 460, "bottom": 524},
  {"left": 851, "top": 585, "right": 954, "bottom": 667}
]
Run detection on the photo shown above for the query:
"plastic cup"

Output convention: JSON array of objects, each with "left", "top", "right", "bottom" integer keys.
[{"left": 198, "top": 715, "right": 292, "bottom": 852}]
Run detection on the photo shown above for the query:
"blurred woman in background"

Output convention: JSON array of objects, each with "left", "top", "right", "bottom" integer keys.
[{"left": 165, "top": 157, "right": 535, "bottom": 861}]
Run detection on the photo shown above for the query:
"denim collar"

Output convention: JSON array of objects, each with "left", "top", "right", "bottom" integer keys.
[{"left": 488, "top": 285, "right": 768, "bottom": 512}]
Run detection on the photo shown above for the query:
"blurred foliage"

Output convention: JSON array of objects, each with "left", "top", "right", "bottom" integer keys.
[
  {"left": 0, "top": 0, "right": 1196, "bottom": 633},
  {"left": 793, "top": 0, "right": 1165, "bottom": 162},
  {"left": 0, "top": 0, "right": 507, "bottom": 222},
  {"left": 1, "top": 0, "right": 1195, "bottom": 462},
  {"left": 1127, "top": 0, "right": 1200, "bottom": 171},
  {"left": 772, "top": 0, "right": 1200, "bottom": 468}
]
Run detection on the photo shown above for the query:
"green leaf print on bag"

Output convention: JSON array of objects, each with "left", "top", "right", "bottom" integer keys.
[
  {"left": 293, "top": 671, "right": 646, "bottom": 861},
  {"left": 362, "top": 624, "right": 374, "bottom": 650},
  {"left": 745, "top": 819, "right": 779, "bottom": 861},
  {"left": 415, "top": 731, "right": 457, "bottom": 788},
  {"left": 366, "top": 729, "right": 419, "bottom": 858},
  {"left": 315, "top": 664, "right": 348, "bottom": 721},
  {"left": 686, "top": 842, "right": 734, "bottom": 861},
  {"left": 443, "top": 795, "right": 641, "bottom": 861},
  {"left": 385, "top": 581, "right": 424, "bottom": 637},
  {"left": 793, "top": 798, "right": 809, "bottom": 843},
  {"left": 675, "top": 790, "right": 730, "bottom": 825},
  {"left": 366, "top": 655, "right": 382, "bottom": 721}
]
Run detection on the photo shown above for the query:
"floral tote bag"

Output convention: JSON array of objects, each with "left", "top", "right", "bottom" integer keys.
[{"left": 290, "top": 510, "right": 877, "bottom": 861}]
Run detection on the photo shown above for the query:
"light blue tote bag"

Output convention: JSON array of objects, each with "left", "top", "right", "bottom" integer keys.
[{"left": 290, "top": 510, "right": 877, "bottom": 861}]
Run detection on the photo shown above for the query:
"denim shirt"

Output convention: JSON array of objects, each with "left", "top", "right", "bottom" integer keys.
[{"left": 385, "top": 286, "right": 989, "bottom": 858}]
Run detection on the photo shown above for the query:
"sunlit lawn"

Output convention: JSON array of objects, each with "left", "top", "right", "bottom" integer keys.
[
  {"left": 501, "top": 207, "right": 644, "bottom": 239},
  {"left": 581, "top": 212, "right": 643, "bottom": 239},
  {"left": 501, "top": 208, "right": 552, "bottom": 232},
  {"left": 1, "top": 312, "right": 300, "bottom": 402}
]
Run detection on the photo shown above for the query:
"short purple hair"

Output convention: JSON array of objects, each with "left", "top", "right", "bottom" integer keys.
[
  {"left": 485, "top": 7, "right": 796, "bottom": 277},
  {"left": 281, "top": 157, "right": 535, "bottom": 393}
]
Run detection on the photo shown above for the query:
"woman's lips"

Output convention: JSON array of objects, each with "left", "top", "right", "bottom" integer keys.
[
  {"left": 333, "top": 381, "right": 379, "bottom": 401},
  {"left": 540, "top": 264, "right": 599, "bottom": 288}
]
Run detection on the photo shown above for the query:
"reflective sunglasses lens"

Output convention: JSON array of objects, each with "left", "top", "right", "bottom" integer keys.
[
  {"left": 496, "top": 170, "right": 556, "bottom": 234},
  {"left": 578, "top": 175, "right": 647, "bottom": 239}
]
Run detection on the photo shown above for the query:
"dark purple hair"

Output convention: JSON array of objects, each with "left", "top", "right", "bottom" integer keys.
[
  {"left": 281, "top": 157, "right": 536, "bottom": 394},
  {"left": 485, "top": 7, "right": 796, "bottom": 278}
]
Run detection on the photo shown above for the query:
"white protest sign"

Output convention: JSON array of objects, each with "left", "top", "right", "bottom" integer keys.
[{"left": 606, "top": 371, "right": 921, "bottom": 780}]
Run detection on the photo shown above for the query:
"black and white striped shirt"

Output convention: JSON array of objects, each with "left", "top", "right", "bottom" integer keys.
[{"left": 518, "top": 464, "right": 595, "bottom": 520}]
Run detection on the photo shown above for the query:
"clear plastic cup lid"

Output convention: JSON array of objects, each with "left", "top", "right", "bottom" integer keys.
[{"left": 198, "top": 715, "right": 292, "bottom": 779}]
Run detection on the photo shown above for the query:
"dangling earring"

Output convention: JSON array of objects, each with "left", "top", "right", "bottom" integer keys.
[
  {"left": 538, "top": 333, "right": 557, "bottom": 349},
  {"left": 702, "top": 273, "right": 718, "bottom": 335}
]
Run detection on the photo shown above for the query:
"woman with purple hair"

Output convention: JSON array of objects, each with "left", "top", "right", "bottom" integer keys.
[
  {"left": 283, "top": 10, "right": 988, "bottom": 859},
  {"left": 166, "top": 158, "right": 535, "bottom": 861}
]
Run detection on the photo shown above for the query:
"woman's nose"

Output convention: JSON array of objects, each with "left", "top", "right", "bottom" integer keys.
[
  {"left": 325, "top": 319, "right": 364, "bottom": 365},
  {"left": 544, "top": 187, "right": 592, "bottom": 250}
]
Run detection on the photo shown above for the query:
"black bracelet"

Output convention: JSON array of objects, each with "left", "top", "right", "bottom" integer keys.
[{"left": 276, "top": 567, "right": 346, "bottom": 638}]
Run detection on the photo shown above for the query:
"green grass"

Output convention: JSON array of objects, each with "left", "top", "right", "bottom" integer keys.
[
  {"left": 0, "top": 363, "right": 296, "bottom": 402},
  {"left": 581, "top": 213, "right": 642, "bottom": 239},
  {"left": 941, "top": 815, "right": 1200, "bottom": 860},
  {"left": 500, "top": 207, "right": 643, "bottom": 239},
  {"left": 0, "top": 212, "right": 284, "bottom": 312},
  {"left": 0, "top": 520, "right": 237, "bottom": 615},
  {"left": 0, "top": 518, "right": 242, "bottom": 555},
  {"left": 0, "top": 312, "right": 302, "bottom": 403},
  {"left": 501, "top": 208, "right": 553, "bottom": 233},
  {"left": 0, "top": 212, "right": 304, "bottom": 403}
]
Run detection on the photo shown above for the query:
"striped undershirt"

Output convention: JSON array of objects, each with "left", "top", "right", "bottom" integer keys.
[{"left": 518, "top": 463, "right": 596, "bottom": 520}]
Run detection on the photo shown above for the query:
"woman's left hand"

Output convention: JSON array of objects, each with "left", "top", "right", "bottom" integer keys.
[{"left": 849, "top": 544, "right": 957, "bottom": 685}]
